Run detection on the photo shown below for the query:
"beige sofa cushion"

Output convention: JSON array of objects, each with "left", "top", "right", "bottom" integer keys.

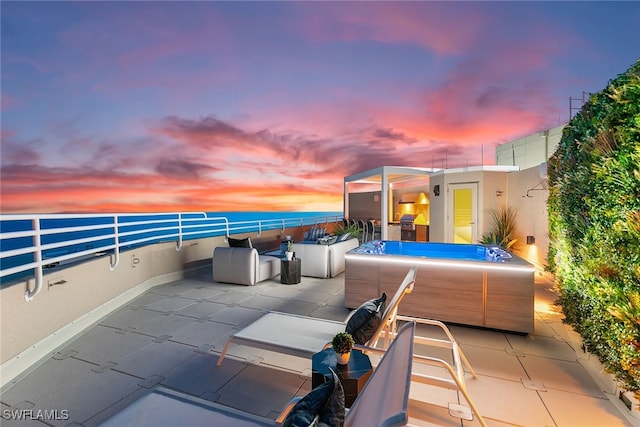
[
  {"left": 258, "top": 254, "right": 280, "bottom": 282},
  {"left": 212, "top": 247, "right": 280, "bottom": 285},
  {"left": 328, "top": 238, "right": 359, "bottom": 277},
  {"left": 292, "top": 238, "right": 359, "bottom": 278},
  {"left": 291, "top": 244, "right": 330, "bottom": 278}
]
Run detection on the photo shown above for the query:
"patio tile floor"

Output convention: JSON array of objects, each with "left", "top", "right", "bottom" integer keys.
[{"left": 0, "top": 267, "right": 636, "bottom": 426}]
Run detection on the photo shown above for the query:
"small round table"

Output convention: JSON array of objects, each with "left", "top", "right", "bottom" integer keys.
[{"left": 311, "top": 348, "right": 372, "bottom": 407}]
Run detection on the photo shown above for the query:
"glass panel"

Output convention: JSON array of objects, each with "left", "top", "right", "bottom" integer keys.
[{"left": 453, "top": 188, "right": 473, "bottom": 243}]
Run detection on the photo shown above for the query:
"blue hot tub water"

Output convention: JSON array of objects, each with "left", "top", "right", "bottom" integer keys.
[{"left": 352, "top": 240, "right": 512, "bottom": 262}]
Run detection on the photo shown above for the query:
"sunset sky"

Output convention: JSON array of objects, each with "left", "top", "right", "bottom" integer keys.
[{"left": 1, "top": 1, "right": 638, "bottom": 214}]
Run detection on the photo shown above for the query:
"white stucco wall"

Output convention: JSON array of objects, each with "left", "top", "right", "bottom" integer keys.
[
  {"left": 428, "top": 168, "right": 512, "bottom": 244},
  {"left": 426, "top": 165, "right": 548, "bottom": 271},
  {"left": 506, "top": 165, "right": 549, "bottom": 270}
]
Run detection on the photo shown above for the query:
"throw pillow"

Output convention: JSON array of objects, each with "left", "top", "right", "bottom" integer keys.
[
  {"left": 345, "top": 293, "right": 387, "bottom": 345},
  {"left": 282, "top": 375, "right": 334, "bottom": 427},
  {"left": 317, "top": 368, "right": 345, "bottom": 427},
  {"left": 318, "top": 236, "right": 338, "bottom": 245},
  {"left": 227, "top": 237, "right": 252, "bottom": 248},
  {"left": 337, "top": 232, "right": 351, "bottom": 242}
]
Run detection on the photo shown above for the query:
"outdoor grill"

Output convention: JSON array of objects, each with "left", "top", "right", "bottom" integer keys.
[{"left": 399, "top": 214, "right": 416, "bottom": 241}]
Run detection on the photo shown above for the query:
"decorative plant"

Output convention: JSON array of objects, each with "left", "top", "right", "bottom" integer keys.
[
  {"left": 480, "top": 206, "right": 518, "bottom": 251},
  {"left": 331, "top": 332, "right": 354, "bottom": 354},
  {"left": 547, "top": 59, "right": 640, "bottom": 397},
  {"left": 334, "top": 222, "right": 361, "bottom": 238}
]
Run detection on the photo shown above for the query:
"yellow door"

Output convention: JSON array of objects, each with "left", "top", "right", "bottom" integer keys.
[{"left": 449, "top": 183, "right": 478, "bottom": 243}]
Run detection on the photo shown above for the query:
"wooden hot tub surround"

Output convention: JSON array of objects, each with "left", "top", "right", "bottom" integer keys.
[{"left": 344, "top": 241, "right": 535, "bottom": 334}]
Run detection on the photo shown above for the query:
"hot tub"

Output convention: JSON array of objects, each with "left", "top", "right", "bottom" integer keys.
[{"left": 345, "top": 240, "right": 535, "bottom": 334}]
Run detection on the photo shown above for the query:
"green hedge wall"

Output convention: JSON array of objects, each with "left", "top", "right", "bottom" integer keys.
[{"left": 547, "top": 60, "right": 640, "bottom": 394}]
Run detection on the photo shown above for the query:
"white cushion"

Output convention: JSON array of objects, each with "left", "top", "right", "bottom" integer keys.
[
  {"left": 212, "top": 247, "right": 280, "bottom": 285},
  {"left": 291, "top": 238, "right": 359, "bottom": 278}
]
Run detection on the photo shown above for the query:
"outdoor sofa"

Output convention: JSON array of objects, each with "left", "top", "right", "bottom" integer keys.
[
  {"left": 212, "top": 237, "right": 280, "bottom": 285},
  {"left": 291, "top": 236, "right": 359, "bottom": 278}
]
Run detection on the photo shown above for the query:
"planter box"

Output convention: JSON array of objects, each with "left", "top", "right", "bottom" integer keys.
[{"left": 573, "top": 332, "right": 640, "bottom": 422}]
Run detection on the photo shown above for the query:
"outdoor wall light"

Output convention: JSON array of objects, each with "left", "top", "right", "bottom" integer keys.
[
  {"left": 417, "top": 192, "right": 429, "bottom": 204},
  {"left": 526, "top": 235, "right": 536, "bottom": 245},
  {"left": 398, "top": 194, "right": 415, "bottom": 204}
]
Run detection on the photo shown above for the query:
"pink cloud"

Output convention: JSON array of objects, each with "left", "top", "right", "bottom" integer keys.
[
  {"left": 155, "top": 158, "right": 219, "bottom": 179},
  {"left": 0, "top": 158, "right": 345, "bottom": 213},
  {"left": 3, "top": 111, "right": 450, "bottom": 213},
  {"left": 1, "top": 135, "right": 42, "bottom": 165},
  {"left": 291, "top": 2, "right": 486, "bottom": 55},
  {"left": 0, "top": 101, "right": 541, "bottom": 214}
]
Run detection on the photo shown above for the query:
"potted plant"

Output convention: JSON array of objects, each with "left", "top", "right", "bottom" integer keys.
[
  {"left": 285, "top": 240, "right": 294, "bottom": 261},
  {"left": 332, "top": 332, "right": 355, "bottom": 365}
]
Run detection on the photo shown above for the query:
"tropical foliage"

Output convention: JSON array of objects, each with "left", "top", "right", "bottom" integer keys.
[
  {"left": 335, "top": 222, "right": 362, "bottom": 238},
  {"left": 480, "top": 206, "right": 518, "bottom": 251},
  {"left": 547, "top": 60, "right": 640, "bottom": 395}
]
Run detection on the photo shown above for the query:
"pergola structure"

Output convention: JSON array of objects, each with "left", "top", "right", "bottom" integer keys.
[{"left": 343, "top": 166, "right": 435, "bottom": 240}]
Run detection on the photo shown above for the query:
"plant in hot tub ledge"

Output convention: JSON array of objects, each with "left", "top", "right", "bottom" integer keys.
[{"left": 332, "top": 332, "right": 355, "bottom": 365}]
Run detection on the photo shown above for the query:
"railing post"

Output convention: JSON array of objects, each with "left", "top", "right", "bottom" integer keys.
[
  {"left": 109, "top": 215, "right": 120, "bottom": 271},
  {"left": 24, "top": 217, "right": 43, "bottom": 302},
  {"left": 176, "top": 213, "right": 183, "bottom": 250},
  {"left": 223, "top": 217, "right": 230, "bottom": 243}
]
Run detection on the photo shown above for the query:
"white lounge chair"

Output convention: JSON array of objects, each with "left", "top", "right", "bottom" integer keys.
[
  {"left": 216, "top": 266, "right": 419, "bottom": 366},
  {"left": 101, "top": 322, "right": 417, "bottom": 427},
  {"left": 342, "top": 320, "right": 414, "bottom": 427},
  {"left": 216, "top": 265, "right": 486, "bottom": 426},
  {"left": 363, "top": 315, "right": 488, "bottom": 427}
]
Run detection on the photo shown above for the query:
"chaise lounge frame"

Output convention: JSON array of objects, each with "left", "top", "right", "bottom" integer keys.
[
  {"left": 363, "top": 314, "right": 488, "bottom": 427},
  {"left": 216, "top": 265, "right": 486, "bottom": 426}
]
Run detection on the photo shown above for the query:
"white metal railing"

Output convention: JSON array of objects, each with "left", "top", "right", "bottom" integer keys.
[{"left": 0, "top": 212, "right": 342, "bottom": 301}]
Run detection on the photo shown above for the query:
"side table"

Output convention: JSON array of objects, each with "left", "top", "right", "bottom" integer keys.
[
  {"left": 281, "top": 258, "right": 301, "bottom": 284},
  {"left": 311, "top": 348, "right": 372, "bottom": 407}
]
